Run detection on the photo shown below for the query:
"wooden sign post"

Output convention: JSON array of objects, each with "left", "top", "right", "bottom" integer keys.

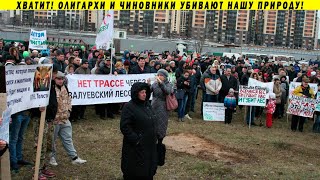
[
  {"left": 33, "top": 109, "right": 47, "bottom": 180},
  {"left": 0, "top": 93, "right": 11, "bottom": 180}
]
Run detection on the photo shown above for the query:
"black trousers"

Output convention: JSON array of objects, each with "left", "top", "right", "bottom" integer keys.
[
  {"left": 98, "top": 104, "right": 114, "bottom": 118},
  {"left": 291, "top": 115, "right": 306, "bottom": 132},
  {"left": 225, "top": 108, "right": 233, "bottom": 124}
]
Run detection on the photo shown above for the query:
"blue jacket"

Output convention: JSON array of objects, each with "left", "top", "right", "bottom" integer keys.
[{"left": 224, "top": 95, "right": 236, "bottom": 109}]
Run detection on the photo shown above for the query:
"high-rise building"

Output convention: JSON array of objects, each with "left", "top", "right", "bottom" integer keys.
[{"left": 255, "top": 10, "right": 318, "bottom": 49}]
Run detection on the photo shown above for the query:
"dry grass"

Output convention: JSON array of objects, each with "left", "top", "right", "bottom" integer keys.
[{"left": 12, "top": 100, "right": 320, "bottom": 180}]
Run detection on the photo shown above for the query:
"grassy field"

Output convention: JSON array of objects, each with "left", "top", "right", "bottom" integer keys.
[{"left": 12, "top": 103, "right": 320, "bottom": 180}]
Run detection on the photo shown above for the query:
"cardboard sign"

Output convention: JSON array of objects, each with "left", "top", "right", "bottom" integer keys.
[
  {"left": 238, "top": 85, "right": 267, "bottom": 107},
  {"left": 287, "top": 95, "right": 317, "bottom": 118},
  {"left": 203, "top": 102, "right": 225, "bottom": 121},
  {"left": 5, "top": 65, "right": 52, "bottom": 114},
  {"left": 0, "top": 108, "right": 11, "bottom": 143}
]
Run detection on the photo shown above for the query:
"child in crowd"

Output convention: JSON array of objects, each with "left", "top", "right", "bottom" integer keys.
[
  {"left": 224, "top": 88, "right": 237, "bottom": 124},
  {"left": 265, "top": 93, "right": 276, "bottom": 128}
]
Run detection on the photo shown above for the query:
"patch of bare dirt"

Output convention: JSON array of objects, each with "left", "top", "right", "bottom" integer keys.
[{"left": 163, "top": 133, "right": 248, "bottom": 163}]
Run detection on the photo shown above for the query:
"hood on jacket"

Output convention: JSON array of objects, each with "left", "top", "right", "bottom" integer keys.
[
  {"left": 93, "top": 50, "right": 99, "bottom": 58},
  {"left": 123, "top": 50, "right": 130, "bottom": 60},
  {"left": 131, "top": 82, "right": 151, "bottom": 104},
  {"left": 154, "top": 61, "right": 161, "bottom": 69},
  {"left": 178, "top": 61, "right": 186, "bottom": 70}
]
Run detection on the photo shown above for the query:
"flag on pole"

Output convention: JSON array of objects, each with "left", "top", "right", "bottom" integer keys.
[{"left": 95, "top": 10, "right": 114, "bottom": 50}]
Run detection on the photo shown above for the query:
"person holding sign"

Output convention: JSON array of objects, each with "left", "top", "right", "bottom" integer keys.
[{"left": 291, "top": 78, "right": 315, "bottom": 132}]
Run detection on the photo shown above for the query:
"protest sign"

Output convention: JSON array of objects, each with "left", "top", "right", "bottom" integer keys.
[
  {"left": 203, "top": 102, "right": 225, "bottom": 121},
  {"left": 287, "top": 95, "right": 317, "bottom": 118},
  {"left": 248, "top": 78, "right": 273, "bottom": 99},
  {"left": 238, "top": 85, "right": 267, "bottom": 107},
  {"left": 5, "top": 65, "right": 52, "bottom": 114},
  {"left": 0, "top": 108, "right": 11, "bottom": 143},
  {"left": 67, "top": 74, "right": 156, "bottom": 105},
  {"left": 288, "top": 82, "right": 318, "bottom": 99},
  {"left": 316, "top": 92, "right": 320, "bottom": 112},
  {"left": 29, "top": 29, "right": 47, "bottom": 50}
]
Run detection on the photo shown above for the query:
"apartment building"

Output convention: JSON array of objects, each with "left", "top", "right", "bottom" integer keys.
[{"left": 256, "top": 10, "right": 318, "bottom": 49}]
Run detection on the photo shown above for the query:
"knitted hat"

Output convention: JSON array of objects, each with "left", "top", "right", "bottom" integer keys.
[
  {"left": 157, "top": 69, "right": 169, "bottom": 78},
  {"left": 229, "top": 88, "right": 235, "bottom": 93},
  {"left": 269, "top": 93, "right": 276, "bottom": 99}
]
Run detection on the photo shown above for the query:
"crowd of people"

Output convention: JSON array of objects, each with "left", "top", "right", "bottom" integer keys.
[{"left": 1, "top": 38, "right": 320, "bottom": 179}]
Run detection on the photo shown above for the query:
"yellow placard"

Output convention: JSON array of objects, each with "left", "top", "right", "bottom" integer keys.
[{"left": 0, "top": 0, "right": 318, "bottom": 10}]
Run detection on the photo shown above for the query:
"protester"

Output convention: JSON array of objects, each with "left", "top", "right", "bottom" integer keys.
[
  {"left": 120, "top": 82, "right": 158, "bottom": 180},
  {"left": 129, "top": 57, "right": 151, "bottom": 74},
  {"left": 53, "top": 50, "right": 67, "bottom": 72},
  {"left": 291, "top": 77, "right": 315, "bottom": 132},
  {"left": 203, "top": 66, "right": 221, "bottom": 102},
  {"left": 48, "top": 71, "right": 87, "bottom": 166},
  {"left": 73, "top": 59, "right": 91, "bottom": 121},
  {"left": 273, "top": 78, "right": 282, "bottom": 119},
  {"left": 96, "top": 57, "right": 116, "bottom": 119},
  {"left": 219, "top": 68, "right": 238, "bottom": 103},
  {"left": 224, "top": 88, "right": 236, "bottom": 124},
  {"left": 151, "top": 69, "right": 173, "bottom": 147},
  {"left": 265, "top": 93, "right": 276, "bottom": 128},
  {"left": 176, "top": 70, "right": 191, "bottom": 122}
]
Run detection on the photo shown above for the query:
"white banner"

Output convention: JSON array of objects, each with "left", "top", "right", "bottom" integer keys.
[
  {"left": 95, "top": 10, "right": 114, "bottom": 50},
  {"left": 287, "top": 95, "right": 317, "bottom": 118},
  {"left": 203, "top": 102, "right": 225, "bottom": 121},
  {"left": 0, "top": 108, "right": 11, "bottom": 143},
  {"left": 248, "top": 78, "right": 273, "bottom": 99},
  {"left": 29, "top": 29, "right": 47, "bottom": 50},
  {"left": 6, "top": 65, "right": 52, "bottom": 114},
  {"left": 289, "top": 82, "right": 318, "bottom": 99},
  {"left": 67, "top": 74, "right": 156, "bottom": 105},
  {"left": 238, "top": 85, "right": 267, "bottom": 107}
]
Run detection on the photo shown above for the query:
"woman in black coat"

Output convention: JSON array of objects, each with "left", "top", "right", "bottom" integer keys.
[{"left": 120, "top": 82, "right": 158, "bottom": 180}]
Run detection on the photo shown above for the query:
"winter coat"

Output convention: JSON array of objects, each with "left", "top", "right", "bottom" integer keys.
[
  {"left": 204, "top": 75, "right": 221, "bottom": 95},
  {"left": 53, "top": 58, "right": 67, "bottom": 73},
  {"left": 220, "top": 75, "right": 238, "bottom": 98},
  {"left": 75, "top": 67, "right": 91, "bottom": 74},
  {"left": 129, "top": 65, "right": 151, "bottom": 74},
  {"left": 175, "top": 61, "right": 186, "bottom": 80},
  {"left": 120, "top": 82, "right": 158, "bottom": 178},
  {"left": 224, "top": 95, "right": 236, "bottom": 109},
  {"left": 151, "top": 80, "right": 173, "bottom": 139},
  {"left": 273, "top": 83, "right": 282, "bottom": 104},
  {"left": 46, "top": 83, "right": 70, "bottom": 121},
  {"left": 292, "top": 85, "right": 315, "bottom": 99},
  {"left": 151, "top": 62, "right": 161, "bottom": 73},
  {"left": 122, "top": 50, "right": 130, "bottom": 63},
  {"left": 97, "top": 65, "right": 115, "bottom": 74},
  {"left": 265, "top": 99, "right": 276, "bottom": 114}
]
